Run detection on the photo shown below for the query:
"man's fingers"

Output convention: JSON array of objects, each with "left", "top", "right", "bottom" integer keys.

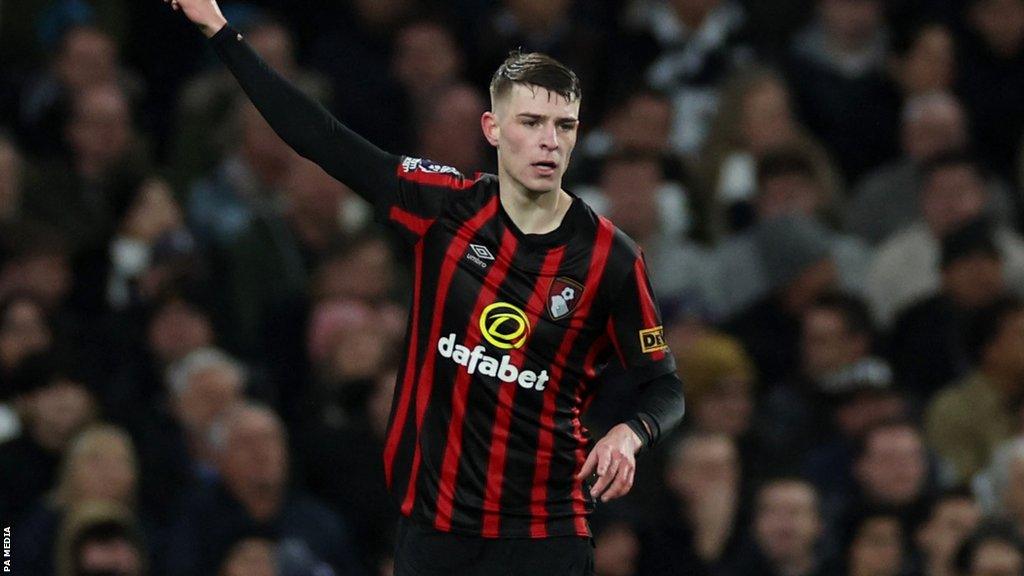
[
  {"left": 576, "top": 450, "right": 598, "bottom": 480},
  {"left": 590, "top": 454, "right": 621, "bottom": 497},
  {"left": 602, "top": 461, "right": 635, "bottom": 501}
]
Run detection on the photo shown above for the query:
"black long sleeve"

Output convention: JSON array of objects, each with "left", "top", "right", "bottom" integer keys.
[
  {"left": 625, "top": 372, "right": 686, "bottom": 452},
  {"left": 209, "top": 24, "right": 399, "bottom": 204}
]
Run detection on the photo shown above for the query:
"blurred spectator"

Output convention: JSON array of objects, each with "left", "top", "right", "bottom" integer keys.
[
  {"left": 725, "top": 477, "right": 826, "bottom": 576},
  {"left": 392, "top": 18, "right": 465, "bottom": 128},
  {"left": 889, "top": 217, "right": 1010, "bottom": 401},
  {"left": 843, "top": 420, "right": 934, "bottom": 539},
  {"left": 16, "top": 24, "right": 144, "bottom": 159},
  {"left": 579, "top": 150, "right": 711, "bottom": 305},
  {"left": 915, "top": 487, "right": 983, "bottom": 576},
  {"left": 847, "top": 93, "right": 972, "bottom": 246},
  {"left": 712, "top": 151, "right": 869, "bottom": 318},
  {"left": 757, "top": 293, "right": 892, "bottom": 474},
  {"left": 308, "top": 0, "right": 416, "bottom": 154},
  {"left": 674, "top": 334, "right": 755, "bottom": 441},
  {"left": 0, "top": 222, "right": 74, "bottom": 314},
  {"left": 297, "top": 370, "right": 398, "bottom": 574},
  {"left": 723, "top": 215, "right": 841, "bottom": 384},
  {"left": 850, "top": 93, "right": 1019, "bottom": 246},
  {"left": 105, "top": 175, "right": 196, "bottom": 312},
  {"left": 616, "top": 0, "right": 754, "bottom": 157},
  {"left": 117, "top": 345, "right": 245, "bottom": 527},
  {"left": 164, "top": 402, "right": 363, "bottom": 576},
  {"left": 22, "top": 83, "right": 152, "bottom": 314},
  {"left": 220, "top": 155, "right": 349, "bottom": 355},
  {"left": 0, "top": 348, "right": 97, "bottom": 524},
  {"left": 170, "top": 14, "right": 331, "bottom": 187},
  {"left": 699, "top": 69, "right": 841, "bottom": 237},
  {"left": 784, "top": 0, "right": 901, "bottom": 180},
  {"left": 55, "top": 500, "right": 147, "bottom": 576},
  {"left": 186, "top": 98, "right": 297, "bottom": 249},
  {"left": 0, "top": 292, "right": 54, "bottom": 397},
  {"left": 640, "top": 432, "right": 743, "bottom": 575},
  {"left": 842, "top": 509, "right": 908, "bottom": 576},
  {"left": 957, "top": 0, "right": 1024, "bottom": 179},
  {"left": 888, "top": 21, "right": 956, "bottom": 98},
  {"left": 414, "top": 83, "right": 489, "bottom": 176},
  {"left": 104, "top": 294, "right": 217, "bottom": 421},
  {"left": 866, "top": 151, "right": 1024, "bottom": 327},
  {"left": 926, "top": 297, "right": 1024, "bottom": 483},
  {"left": 0, "top": 133, "right": 24, "bottom": 223},
  {"left": 164, "top": 347, "right": 246, "bottom": 479},
  {"left": 0, "top": 292, "right": 52, "bottom": 441},
  {"left": 16, "top": 424, "right": 141, "bottom": 576},
  {"left": 472, "top": 0, "right": 609, "bottom": 122},
  {"left": 573, "top": 89, "right": 675, "bottom": 180},
  {"left": 955, "top": 520, "right": 1024, "bottom": 576}
]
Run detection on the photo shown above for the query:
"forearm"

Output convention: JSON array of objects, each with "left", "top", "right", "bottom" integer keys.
[
  {"left": 208, "top": 24, "right": 398, "bottom": 201},
  {"left": 624, "top": 372, "right": 685, "bottom": 451}
]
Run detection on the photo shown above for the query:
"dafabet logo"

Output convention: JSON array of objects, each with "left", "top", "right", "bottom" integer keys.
[{"left": 437, "top": 301, "right": 549, "bottom": 390}]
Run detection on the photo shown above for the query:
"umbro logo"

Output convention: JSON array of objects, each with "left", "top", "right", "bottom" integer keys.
[
  {"left": 470, "top": 244, "right": 494, "bottom": 260},
  {"left": 466, "top": 244, "right": 495, "bottom": 269}
]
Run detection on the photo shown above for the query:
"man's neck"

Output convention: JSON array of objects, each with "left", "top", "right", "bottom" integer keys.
[{"left": 498, "top": 175, "right": 572, "bottom": 235}]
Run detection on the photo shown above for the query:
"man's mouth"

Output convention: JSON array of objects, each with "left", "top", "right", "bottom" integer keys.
[{"left": 531, "top": 161, "right": 558, "bottom": 175}]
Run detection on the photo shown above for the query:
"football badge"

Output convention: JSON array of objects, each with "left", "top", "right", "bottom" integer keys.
[{"left": 548, "top": 277, "right": 584, "bottom": 320}]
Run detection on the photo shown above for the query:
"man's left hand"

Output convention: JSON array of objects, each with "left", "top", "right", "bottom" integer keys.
[{"left": 575, "top": 423, "right": 643, "bottom": 502}]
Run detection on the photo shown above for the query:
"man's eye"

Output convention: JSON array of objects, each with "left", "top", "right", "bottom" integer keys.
[{"left": 523, "top": 120, "right": 538, "bottom": 127}]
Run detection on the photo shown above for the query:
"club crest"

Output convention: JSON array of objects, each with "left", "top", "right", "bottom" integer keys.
[{"left": 548, "top": 277, "right": 584, "bottom": 320}]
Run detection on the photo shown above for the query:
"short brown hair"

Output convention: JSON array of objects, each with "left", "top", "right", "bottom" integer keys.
[{"left": 489, "top": 51, "right": 581, "bottom": 104}]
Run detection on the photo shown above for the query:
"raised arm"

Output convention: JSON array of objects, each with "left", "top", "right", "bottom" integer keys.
[{"left": 165, "top": 0, "right": 399, "bottom": 203}]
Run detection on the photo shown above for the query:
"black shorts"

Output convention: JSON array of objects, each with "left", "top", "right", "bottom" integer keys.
[{"left": 393, "top": 516, "right": 595, "bottom": 576}]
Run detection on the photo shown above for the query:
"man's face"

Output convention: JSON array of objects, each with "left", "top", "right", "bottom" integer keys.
[
  {"left": 221, "top": 411, "right": 288, "bottom": 501},
  {"left": 0, "top": 299, "right": 51, "bottom": 371},
  {"left": 820, "top": 0, "right": 883, "bottom": 47},
  {"left": 78, "top": 537, "right": 142, "bottom": 576},
  {"left": 970, "top": 0, "right": 1024, "bottom": 57},
  {"left": 601, "top": 159, "right": 661, "bottom": 239},
  {"left": 902, "top": 102, "right": 966, "bottom": 161},
  {"left": 484, "top": 83, "right": 580, "bottom": 196},
  {"left": 849, "top": 517, "right": 904, "bottom": 576},
  {"left": 943, "top": 253, "right": 1005, "bottom": 309},
  {"left": 668, "top": 435, "right": 740, "bottom": 501},
  {"left": 917, "top": 498, "right": 982, "bottom": 561},
  {"left": 972, "top": 540, "right": 1024, "bottom": 576},
  {"left": 856, "top": 426, "right": 928, "bottom": 505},
  {"left": 754, "top": 482, "right": 821, "bottom": 564},
  {"left": 920, "top": 165, "right": 987, "bottom": 236},
  {"left": 801, "top": 307, "right": 864, "bottom": 379}
]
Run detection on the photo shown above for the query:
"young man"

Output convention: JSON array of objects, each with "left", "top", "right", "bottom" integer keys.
[{"left": 166, "top": 1, "right": 685, "bottom": 573}]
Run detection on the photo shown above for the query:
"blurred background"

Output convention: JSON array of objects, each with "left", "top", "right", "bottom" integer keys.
[{"left": 2, "top": 0, "right": 1024, "bottom": 575}]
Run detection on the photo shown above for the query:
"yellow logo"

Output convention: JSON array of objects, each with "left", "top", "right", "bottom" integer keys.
[
  {"left": 480, "top": 302, "right": 531, "bottom": 350},
  {"left": 639, "top": 326, "right": 668, "bottom": 353}
]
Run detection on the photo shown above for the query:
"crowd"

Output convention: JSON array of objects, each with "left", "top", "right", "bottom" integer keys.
[{"left": 2, "top": 0, "right": 1024, "bottom": 575}]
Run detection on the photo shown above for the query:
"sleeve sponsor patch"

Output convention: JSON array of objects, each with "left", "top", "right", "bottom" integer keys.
[
  {"left": 639, "top": 326, "right": 668, "bottom": 354},
  {"left": 401, "top": 157, "right": 463, "bottom": 177}
]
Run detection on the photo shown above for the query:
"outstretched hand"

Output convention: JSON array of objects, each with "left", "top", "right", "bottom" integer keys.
[
  {"left": 575, "top": 423, "right": 644, "bottom": 502},
  {"left": 164, "top": 0, "right": 228, "bottom": 38}
]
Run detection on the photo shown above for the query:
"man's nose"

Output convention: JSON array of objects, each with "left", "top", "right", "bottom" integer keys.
[{"left": 540, "top": 124, "right": 558, "bottom": 150}]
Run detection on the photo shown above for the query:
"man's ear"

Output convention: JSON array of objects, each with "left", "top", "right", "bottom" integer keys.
[{"left": 481, "top": 111, "right": 500, "bottom": 147}]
